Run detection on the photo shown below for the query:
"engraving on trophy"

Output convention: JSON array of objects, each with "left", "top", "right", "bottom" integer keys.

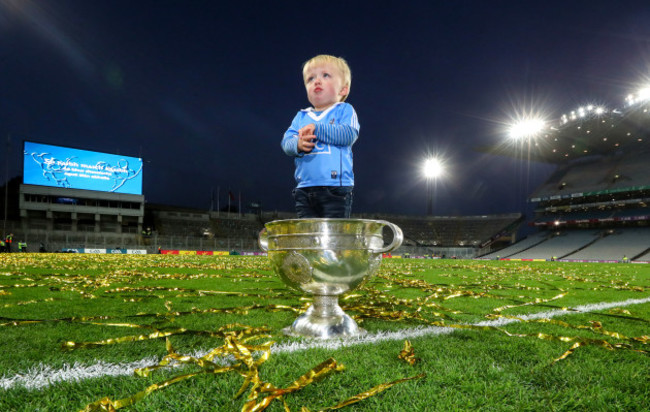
[{"left": 281, "top": 251, "right": 313, "bottom": 284}]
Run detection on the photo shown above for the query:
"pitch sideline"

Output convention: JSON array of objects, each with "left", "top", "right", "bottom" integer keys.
[{"left": 1, "top": 296, "right": 649, "bottom": 391}]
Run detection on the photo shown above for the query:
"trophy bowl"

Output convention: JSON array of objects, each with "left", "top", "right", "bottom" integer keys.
[{"left": 259, "top": 218, "right": 403, "bottom": 338}]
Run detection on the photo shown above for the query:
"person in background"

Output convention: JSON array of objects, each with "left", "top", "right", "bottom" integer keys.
[{"left": 5, "top": 233, "right": 13, "bottom": 253}]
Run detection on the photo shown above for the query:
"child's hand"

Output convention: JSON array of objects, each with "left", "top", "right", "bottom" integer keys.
[
  {"left": 298, "top": 124, "right": 316, "bottom": 153},
  {"left": 299, "top": 124, "right": 316, "bottom": 138},
  {"left": 297, "top": 134, "right": 315, "bottom": 153}
]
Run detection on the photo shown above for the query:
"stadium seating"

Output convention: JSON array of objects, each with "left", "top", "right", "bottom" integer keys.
[
  {"left": 634, "top": 249, "right": 650, "bottom": 262},
  {"left": 509, "top": 133, "right": 650, "bottom": 261},
  {"left": 355, "top": 213, "right": 521, "bottom": 249},
  {"left": 564, "top": 228, "right": 650, "bottom": 261},
  {"left": 530, "top": 148, "right": 650, "bottom": 200},
  {"left": 480, "top": 231, "right": 549, "bottom": 259},
  {"left": 505, "top": 230, "right": 600, "bottom": 260}
]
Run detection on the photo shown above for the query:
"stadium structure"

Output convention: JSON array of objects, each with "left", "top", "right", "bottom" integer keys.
[
  {"left": 2, "top": 87, "right": 650, "bottom": 260},
  {"left": 480, "top": 87, "right": 650, "bottom": 262},
  {"left": 1, "top": 142, "right": 524, "bottom": 258}
]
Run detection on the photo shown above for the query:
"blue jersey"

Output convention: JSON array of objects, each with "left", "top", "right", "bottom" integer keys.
[{"left": 282, "top": 102, "right": 359, "bottom": 188}]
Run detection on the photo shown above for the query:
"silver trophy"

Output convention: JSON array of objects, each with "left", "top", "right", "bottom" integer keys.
[{"left": 258, "top": 219, "right": 403, "bottom": 339}]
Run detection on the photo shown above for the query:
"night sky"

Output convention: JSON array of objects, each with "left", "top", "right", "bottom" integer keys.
[{"left": 2, "top": 0, "right": 650, "bottom": 217}]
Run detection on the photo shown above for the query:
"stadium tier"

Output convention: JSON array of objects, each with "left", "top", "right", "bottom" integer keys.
[
  {"left": 3, "top": 145, "right": 526, "bottom": 257},
  {"left": 480, "top": 93, "right": 650, "bottom": 261},
  {"left": 529, "top": 149, "right": 650, "bottom": 203},
  {"left": 481, "top": 227, "right": 650, "bottom": 262},
  {"left": 144, "top": 209, "right": 524, "bottom": 257},
  {"left": 480, "top": 231, "right": 549, "bottom": 259},
  {"left": 566, "top": 228, "right": 650, "bottom": 261},
  {"left": 3, "top": 185, "right": 524, "bottom": 256},
  {"left": 354, "top": 213, "right": 523, "bottom": 249},
  {"left": 505, "top": 230, "right": 601, "bottom": 260}
]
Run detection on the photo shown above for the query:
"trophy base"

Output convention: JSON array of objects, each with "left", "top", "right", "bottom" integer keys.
[{"left": 283, "top": 295, "right": 367, "bottom": 339}]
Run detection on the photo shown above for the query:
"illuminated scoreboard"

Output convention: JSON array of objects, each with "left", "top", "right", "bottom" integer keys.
[{"left": 23, "top": 141, "right": 143, "bottom": 195}]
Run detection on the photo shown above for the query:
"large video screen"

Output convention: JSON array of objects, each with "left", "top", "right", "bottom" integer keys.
[{"left": 23, "top": 141, "right": 143, "bottom": 195}]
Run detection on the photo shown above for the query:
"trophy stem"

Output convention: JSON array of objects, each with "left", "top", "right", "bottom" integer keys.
[
  {"left": 311, "top": 294, "right": 344, "bottom": 317},
  {"left": 284, "top": 294, "right": 366, "bottom": 339}
]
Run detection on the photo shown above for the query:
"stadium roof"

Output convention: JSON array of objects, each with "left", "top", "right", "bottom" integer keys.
[{"left": 479, "top": 101, "right": 650, "bottom": 164}]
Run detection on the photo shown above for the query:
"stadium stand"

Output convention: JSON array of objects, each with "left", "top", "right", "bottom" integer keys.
[
  {"left": 564, "top": 228, "right": 650, "bottom": 261},
  {"left": 355, "top": 213, "right": 522, "bottom": 247},
  {"left": 505, "top": 230, "right": 600, "bottom": 260},
  {"left": 479, "top": 231, "right": 549, "bottom": 259},
  {"left": 353, "top": 213, "right": 523, "bottom": 257},
  {"left": 2, "top": 184, "right": 524, "bottom": 256},
  {"left": 482, "top": 94, "right": 650, "bottom": 262},
  {"left": 529, "top": 151, "right": 650, "bottom": 202},
  {"left": 634, "top": 249, "right": 650, "bottom": 262}
]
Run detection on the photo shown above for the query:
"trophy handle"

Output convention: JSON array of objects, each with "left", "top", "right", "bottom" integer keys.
[
  {"left": 375, "top": 222, "right": 403, "bottom": 254},
  {"left": 258, "top": 228, "right": 268, "bottom": 251}
]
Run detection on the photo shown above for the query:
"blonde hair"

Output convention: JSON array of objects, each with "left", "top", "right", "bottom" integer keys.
[{"left": 302, "top": 55, "right": 351, "bottom": 101}]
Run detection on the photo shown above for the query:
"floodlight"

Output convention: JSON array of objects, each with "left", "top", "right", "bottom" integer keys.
[
  {"left": 626, "top": 86, "right": 650, "bottom": 106},
  {"left": 638, "top": 87, "right": 650, "bottom": 101},
  {"left": 423, "top": 157, "right": 443, "bottom": 179},
  {"left": 509, "top": 118, "right": 545, "bottom": 140}
]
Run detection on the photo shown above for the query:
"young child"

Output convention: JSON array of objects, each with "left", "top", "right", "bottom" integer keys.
[{"left": 281, "top": 55, "right": 360, "bottom": 218}]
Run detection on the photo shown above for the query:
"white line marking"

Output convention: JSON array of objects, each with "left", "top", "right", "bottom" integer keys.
[{"left": 2, "top": 296, "right": 649, "bottom": 391}]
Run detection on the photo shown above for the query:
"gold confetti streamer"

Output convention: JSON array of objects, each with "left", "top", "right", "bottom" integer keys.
[
  {"left": 63, "top": 329, "right": 188, "bottom": 350},
  {"left": 80, "top": 371, "right": 207, "bottom": 411},
  {"left": 491, "top": 293, "right": 567, "bottom": 313},
  {"left": 81, "top": 329, "right": 274, "bottom": 411},
  {"left": 242, "top": 358, "right": 345, "bottom": 412},
  {"left": 318, "top": 373, "right": 426, "bottom": 411},
  {"left": 398, "top": 340, "right": 418, "bottom": 365}
]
